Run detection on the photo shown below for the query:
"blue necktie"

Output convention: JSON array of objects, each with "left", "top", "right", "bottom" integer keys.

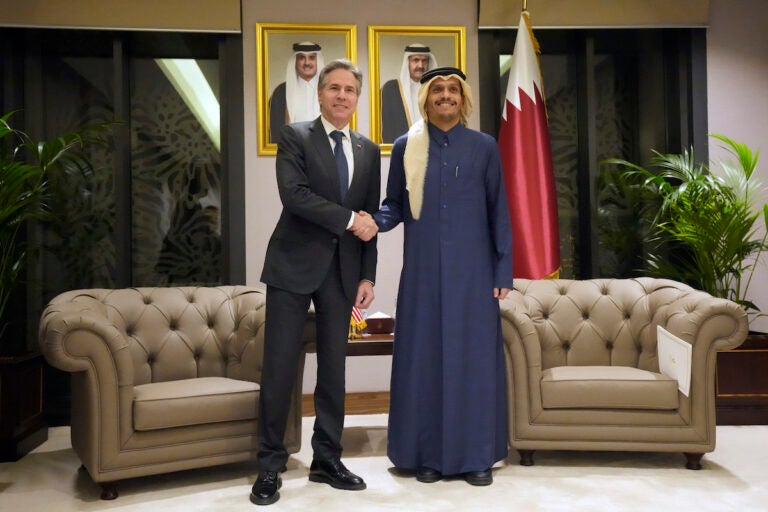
[{"left": 330, "top": 130, "right": 349, "bottom": 201}]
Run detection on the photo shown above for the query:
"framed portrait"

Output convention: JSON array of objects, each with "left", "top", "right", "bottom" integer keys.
[
  {"left": 256, "top": 23, "right": 357, "bottom": 156},
  {"left": 368, "top": 25, "right": 466, "bottom": 154}
]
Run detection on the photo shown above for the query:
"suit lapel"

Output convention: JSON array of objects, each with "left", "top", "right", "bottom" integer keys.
[
  {"left": 349, "top": 131, "right": 366, "bottom": 199},
  {"left": 309, "top": 118, "right": 343, "bottom": 202}
]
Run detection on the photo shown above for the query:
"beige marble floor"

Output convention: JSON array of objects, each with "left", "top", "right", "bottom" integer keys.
[{"left": 2, "top": 415, "right": 767, "bottom": 511}]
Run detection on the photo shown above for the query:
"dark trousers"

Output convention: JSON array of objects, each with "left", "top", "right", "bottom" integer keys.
[{"left": 257, "top": 256, "right": 352, "bottom": 471}]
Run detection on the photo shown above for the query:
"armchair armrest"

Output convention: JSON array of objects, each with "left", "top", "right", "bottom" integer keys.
[
  {"left": 225, "top": 289, "right": 267, "bottom": 383},
  {"left": 659, "top": 290, "right": 748, "bottom": 353},
  {"left": 39, "top": 297, "right": 134, "bottom": 386},
  {"left": 656, "top": 290, "right": 748, "bottom": 417},
  {"left": 499, "top": 291, "right": 543, "bottom": 371},
  {"left": 219, "top": 287, "right": 305, "bottom": 452},
  {"left": 499, "top": 292, "right": 546, "bottom": 423},
  {"left": 39, "top": 295, "right": 139, "bottom": 454}
]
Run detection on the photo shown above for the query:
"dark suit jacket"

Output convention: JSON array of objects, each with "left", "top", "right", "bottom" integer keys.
[
  {"left": 261, "top": 117, "right": 381, "bottom": 302},
  {"left": 381, "top": 79, "right": 409, "bottom": 144},
  {"left": 268, "top": 82, "right": 288, "bottom": 144}
]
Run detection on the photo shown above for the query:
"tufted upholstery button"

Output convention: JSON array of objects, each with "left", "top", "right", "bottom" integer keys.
[
  {"left": 126, "top": 325, "right": 134, "bottom": 336},
  {"left": 562, "top": 341, "right": 570, "bottom": 350},
  {"left": 187, "top": 294, "right": 195, "bottom": 303},
  {"left": 624, "top": 312, "right": 631, "bottom": 319},
  {"left": 143, "top": 296, "right": 151, "bottom": 305},
  {"left": 582, "top": 312, "right": 589, "bottom": 320},
  {"left": 169, "top": 320, "right": 178, "bottom": 330},
  {"left": 207, "top": 318, "right": 215, "bottom": 328},
  {"left": 605, "top": 340, "right": 614, "bottom": 349},
  {"left": 147, "top": 355, "right": 155, "bottom": 364},
  {"left": 542, "top": 312, "right": 549, "bottom": 319}
]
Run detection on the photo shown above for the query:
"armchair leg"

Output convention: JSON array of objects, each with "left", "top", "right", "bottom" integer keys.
[
  {"left": 100, "top": 482, "right": 119, "bottom": 500},
  {"left": 517, "top": 449, "right": 535, "bottom": 466},
  {"left": 684, "top": 452, "right": 703, "bottom": 470}
]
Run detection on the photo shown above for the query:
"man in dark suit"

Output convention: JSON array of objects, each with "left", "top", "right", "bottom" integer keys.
[{"left": 251, "top": 59, "right": 381, "bottom": 506}]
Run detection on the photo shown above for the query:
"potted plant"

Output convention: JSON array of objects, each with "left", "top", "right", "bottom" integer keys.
[
  {"left": 604, "top": 134, "right": 768, "bottom": 424},
  {"left": 1, "top": 109, "right": 102, "bottom": 460},
  {"left": 1, "top": 111, "right": 100, "bottom": 345}
]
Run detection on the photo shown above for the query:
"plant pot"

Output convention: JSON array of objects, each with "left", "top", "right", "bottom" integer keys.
[
  {"left": 715, "top": 331, "right": 768, "bottom": 425},
  {"left": 0, "top": 351, "right": 48, "bottom": 461}
]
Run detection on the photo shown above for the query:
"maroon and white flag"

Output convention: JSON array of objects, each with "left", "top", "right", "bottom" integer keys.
[{"left": 498, "top": 10, "right": 560, "bottom": 279}]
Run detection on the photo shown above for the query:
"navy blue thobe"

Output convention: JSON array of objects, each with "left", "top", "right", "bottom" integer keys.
[{"left": 375, "top": 122, "right": 513, "bottom": 474}]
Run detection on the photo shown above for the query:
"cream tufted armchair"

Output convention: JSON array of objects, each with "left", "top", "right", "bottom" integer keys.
[
  {"left": 39, "top": 286, "right": 311, "bottom": 499},
  {"left": 500, "top": 278, "right": 748, "bottom": 469}
]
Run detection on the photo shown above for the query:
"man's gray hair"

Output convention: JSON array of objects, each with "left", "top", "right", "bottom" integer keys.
[{"left": 318, "top": 59, "right": 363, "bottom": 95}]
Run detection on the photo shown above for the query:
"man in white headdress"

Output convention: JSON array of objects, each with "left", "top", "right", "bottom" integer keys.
[
  {"left": 269, "top": 42, "right": 325, "bottom": 143},
  {"left": 380, "top": 44, "right": 437, "bottom": 143},
  {"left": 374, "top": 67, "right": 512, "bottom": 487}
]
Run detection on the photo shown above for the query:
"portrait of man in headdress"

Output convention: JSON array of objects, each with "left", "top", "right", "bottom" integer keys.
[
  {"left": 380, "top": 43, "right": 437, "bottom": 143},
  {"left": 268, "top": 41, "right": 325, "bottom": 143}
]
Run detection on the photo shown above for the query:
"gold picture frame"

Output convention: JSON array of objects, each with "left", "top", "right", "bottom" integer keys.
[
  {"left": 368, "top": 25, "right": 466, "bottom": 155},
  {"left": 256, "top": 23, "right": 357, "bottom": 156}
]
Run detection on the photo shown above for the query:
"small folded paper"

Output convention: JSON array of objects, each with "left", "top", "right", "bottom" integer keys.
[{"left": 657, "top": 325, "right": 693, "bottom": 396}]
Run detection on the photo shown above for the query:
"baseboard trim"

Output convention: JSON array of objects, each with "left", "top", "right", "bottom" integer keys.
[{"left": 302, "top": 391, "right": 390, "bottom": 416}]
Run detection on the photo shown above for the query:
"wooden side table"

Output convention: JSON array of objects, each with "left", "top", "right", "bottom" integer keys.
[{"left": 346, "top": 333, "right": 393, "bottom": 356}]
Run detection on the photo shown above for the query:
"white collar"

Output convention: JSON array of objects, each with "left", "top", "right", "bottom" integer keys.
[{"left": 320, "top": 116, "right": 350, "bottom": 140}]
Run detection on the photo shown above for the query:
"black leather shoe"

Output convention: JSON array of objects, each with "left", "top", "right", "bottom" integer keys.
[
  {"left": 309, "top": 458, "right": 366, "bottom": 490},
  {"left": 250, "top": 470, "right": 282, "bottom": 505},
  {"left": 416, "top": 466, "right": 442, "bottom": 483},
  {"left": 464, "top": 469, "right": 493, "bottom": 486}
]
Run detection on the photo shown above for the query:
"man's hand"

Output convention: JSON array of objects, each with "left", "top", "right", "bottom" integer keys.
[
  {"left": 356, "top": 280, "right": 375, "bottom": 309},
  {"left": 494, "top": 287, "right": 511, "bottom": 300},
  {"left": 349, "top": 211, "right": 379, "bottom": 241}
]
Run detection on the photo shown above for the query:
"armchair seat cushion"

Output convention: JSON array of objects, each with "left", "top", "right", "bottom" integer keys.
[
  {"left": 133, "top": 377, "right": 259, "bottom": 431},
  {"left": 541, "top": 366, "right": 679, "bottom": 410}
]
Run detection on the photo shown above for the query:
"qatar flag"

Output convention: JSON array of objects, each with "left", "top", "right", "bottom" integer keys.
[{"left": 498, "top": 11, "right": 560, "bottom": 279}]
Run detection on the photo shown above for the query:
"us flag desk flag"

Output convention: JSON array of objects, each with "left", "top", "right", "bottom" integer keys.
[
  {"left": 349, "top": 306, "right": 367, "bottom": 339},
  {"left": 350, "top": 306, "right": 366, "bottom": 330},
  {"left": 498, "top": 9, "right": 560, "bottom": 279}
]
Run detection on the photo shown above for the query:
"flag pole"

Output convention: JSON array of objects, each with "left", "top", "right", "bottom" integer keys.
[{"left": 522, "top": 0, "right": 528, "bottom": 12}]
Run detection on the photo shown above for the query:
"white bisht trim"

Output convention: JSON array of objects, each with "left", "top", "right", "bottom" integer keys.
[{"left": 403, "top": 118, "right": 429, "bottom": 220}]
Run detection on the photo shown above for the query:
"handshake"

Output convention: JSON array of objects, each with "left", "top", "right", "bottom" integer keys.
[{"left": 348, "top": 211, "right": 379, "bottom": 242}]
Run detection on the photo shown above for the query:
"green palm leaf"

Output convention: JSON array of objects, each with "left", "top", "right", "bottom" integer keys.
[
  {"left": 603, "top": 135, "right": 767, "bottom": 319},
  {"left": 1, "top": 110, "right": 111, "bottom": 331}
]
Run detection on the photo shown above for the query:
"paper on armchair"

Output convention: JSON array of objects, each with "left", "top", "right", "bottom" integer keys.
[{"left": 657, "top": 325, "right": 692, "bottom": 396}]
